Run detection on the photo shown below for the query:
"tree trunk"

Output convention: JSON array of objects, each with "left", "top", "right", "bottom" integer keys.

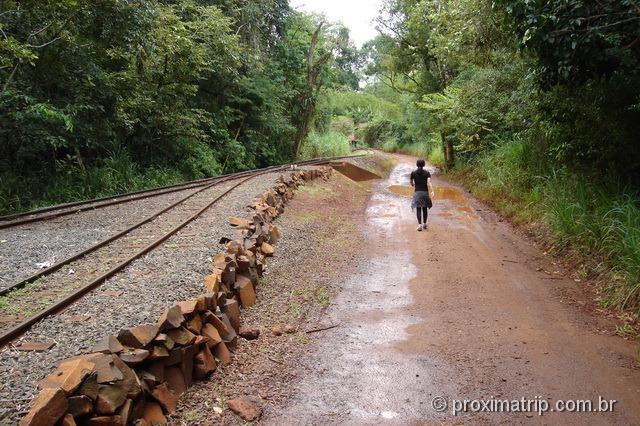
[
  {"left": 74, "top": 145, "right": 88, "bottom": 178},
  {"left": 440, "top": 132, "right": 455, "bottom": 170},
  {"left": 445, "top": 140, "right": 455, "bottom": 170},
  {"left": 292, "top": 21, "right": 334, "bottom": 159},
  {"left": 1, "top": 61, "right": 20, "bottom": 95},
  {"left": 293, "top": 92, "right": 316, "bottom": 158}
]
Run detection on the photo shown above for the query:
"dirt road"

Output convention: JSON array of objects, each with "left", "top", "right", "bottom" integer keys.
[{"left": 265, "top": 154, "right": 640, "bottom": 425}]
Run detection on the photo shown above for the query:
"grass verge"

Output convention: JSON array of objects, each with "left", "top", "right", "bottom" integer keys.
[
  {"left": 0, "top": 150, "right": 202, "bottom": 215},
  {"left": 447, "top": 141, "right": 640, "bottom": 319}
]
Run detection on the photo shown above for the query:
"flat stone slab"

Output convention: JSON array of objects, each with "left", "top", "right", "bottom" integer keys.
[
  {"left": 68, "top": 315, "right": 92, "bottom": 322},
  {"left": 16, "top": 341, "right": 56, "bottom": 352},
  {"left": 99, "top": 291, "right": 123, "bottom": 297}
]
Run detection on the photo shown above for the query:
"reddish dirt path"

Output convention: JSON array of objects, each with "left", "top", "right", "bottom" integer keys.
[{"left": 265, "top": 154, "right": 640, "bottom": 425}]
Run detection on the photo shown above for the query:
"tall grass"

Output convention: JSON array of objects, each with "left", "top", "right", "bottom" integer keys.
[
  {"left": 428, "top": 145, "right": 445, "bottom": 168},
  {"left": 299, "top": 131, "right": 351, "bottom": 160},
  {"left": 402, "top": 141, "right": 431, "bottom": 159},
  {"left": 545, "top": 179, "right": 640, "bottom": 309},
  {"left": 380, "top": 138, "right": 400, "bottom": 153},
  {"left": 0, "top": 151, "right": 188, "bottom": 214},
  {"left": 449, "top": 141, "right": 640, "bottom": 314},
  {"left": 463, "top": 141, "right": 543, "bottom": 222}
]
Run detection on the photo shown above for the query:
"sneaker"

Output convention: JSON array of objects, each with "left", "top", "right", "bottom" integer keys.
[
  {"left": 417, "top": 224, "right": 423, "bottom": 231},
  {"left": 422, "top": 223, "right": 428, "bottom": 230}
]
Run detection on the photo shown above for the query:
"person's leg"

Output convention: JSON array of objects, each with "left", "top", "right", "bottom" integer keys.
[
  {"left": 421, "top": 207, "right": 428, "bottom": 229},
  {"left": 416, "top": 207, "right": 423, "bottom": 224}
]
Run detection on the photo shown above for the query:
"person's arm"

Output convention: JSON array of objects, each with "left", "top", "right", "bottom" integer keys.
[
  {"left": 410, "top": 172, "right": 415, "bottom": 187},
  {"left": 428, "top": 177, "right": 434, "bottom": 198}
]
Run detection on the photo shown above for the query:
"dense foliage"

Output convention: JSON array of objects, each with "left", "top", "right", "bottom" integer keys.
[
  {"left": 0, "top": 0, "right": 356, "bottom": 212},
  {"left": 355, "top": 0, "right": 640, "bottom": 313},
  {"left": 500, "top": 0, "right": 640, "bottom": 84}
]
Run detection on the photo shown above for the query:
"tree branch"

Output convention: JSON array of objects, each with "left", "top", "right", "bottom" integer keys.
[
  {"left": 27, "top": 21, "right": 56, "bottom": 41},
  {"left": 307, "top": 21, "right": 324, "bottom": 80},
  {"left": 551, "top": 16, "right": 640, "bottom": 35},
  {"left": 375, "top": 18, "right": 417, "bottom": 50},
  {"left": 623, "top": 36, "right": 640, "bottom": 50},
  {"left": 628, "top": 0, "right": 640, "bottom": 14},
  {"left": 2, "top": 61, "right": 20, "bottom": 95},
  {"left": 378, "top": 71, "right": 416, "bottom": 94},
  {"left": 26, "top": 37, "right": 61, "bottom": 49}
]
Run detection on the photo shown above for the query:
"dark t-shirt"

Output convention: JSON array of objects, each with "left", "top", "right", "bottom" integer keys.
[{"left": 411, "top": 169, "right": 431, "bottom": 192}]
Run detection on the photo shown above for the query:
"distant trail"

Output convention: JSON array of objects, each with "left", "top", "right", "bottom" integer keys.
[{"left": 267, "top": 152, "right": 640, "bottom": 425}]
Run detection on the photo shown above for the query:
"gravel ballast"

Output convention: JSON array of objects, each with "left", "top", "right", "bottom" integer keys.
[
  {"left": 0, "top": 170, "right": 295, "bottom": 423},
  {"left": 0, "top": 185, "right": 202, "bottom": 291},
  {"left": 0, "top": 180, "right": 240, "bottom": 326}
]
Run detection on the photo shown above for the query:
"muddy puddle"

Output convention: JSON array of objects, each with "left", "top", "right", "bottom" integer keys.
[
  {"left": 384, "top": 182, "right": 479, "bottom": 228},
  {"left": 386, "top": 185, "right": 414, "bottom": 197},
  {"left": 386, "top": 184, "right": 468, "bottom": 203}
]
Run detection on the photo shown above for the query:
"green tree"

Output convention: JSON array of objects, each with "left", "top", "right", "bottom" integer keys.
[
  {"left": 0, "top": 0, "right": 357, "bottom": 213},
  {"left": 288, "top": 15, "right": 352, "bottom": 157},
  {"left": 496, "top": 0, "right": 640, "bottom": 83}
]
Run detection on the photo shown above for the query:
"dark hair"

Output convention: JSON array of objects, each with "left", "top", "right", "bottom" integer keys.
[{"left": 416, "top": 159, "right": 426, "bottom": 168}]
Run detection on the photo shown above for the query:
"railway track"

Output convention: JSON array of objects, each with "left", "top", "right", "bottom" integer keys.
[
  {"left": 0, "top": 156, "right": 348, "bottom": 229},
  {"left": 0, "top": 165, "right": 291, "bottom": 296},
  {"left": 0, "top": 179, "right": 215, "bottom": 230},
  {"left": 0, "top": 155, "right": 359, "bottom": 347}
]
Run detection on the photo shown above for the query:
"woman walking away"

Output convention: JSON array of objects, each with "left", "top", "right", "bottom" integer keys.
[{"left": 410, "top": 159, "right": 435, "bottom": 231}]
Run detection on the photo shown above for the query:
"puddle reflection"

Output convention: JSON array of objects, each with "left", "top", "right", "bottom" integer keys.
[
  {"left": 387, "top": 185, "right": 413, "bottom": 197},
  {"left": 382, "top": 180, "right": 479, "bottom": 228}
]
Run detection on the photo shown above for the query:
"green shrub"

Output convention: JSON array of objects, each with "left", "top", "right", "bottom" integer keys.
[
  {"left": 319, "top": 90, "right": 403, "bottom": 124},
  {"left": 331, "top": 116, "right": 356, "bottom": 137},
  {"left": 380, "top": 138, "right": 400, "bottom": 152},
  {"left": 175, "top": 139, "right": 223, "bottom": 178},
  {"left": 298, "top": 131, "right": 351, "bottom": 160},
  {"left": 0, "top": 145, "right": 216, "bottom": 215},
  {"left": 428, "top": 145, "right": 445, "bottom": 168},
  {"left": 400, "top": 141, "right": 431, "bottom": 159},
  {"left": 361, "top": 118, "right": 407, "bottom": 147},
  {"left": 377, "top": 133, "right": 441, "bottom": 166}
]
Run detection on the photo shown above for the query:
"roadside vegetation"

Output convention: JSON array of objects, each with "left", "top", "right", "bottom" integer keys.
[
  {"left": 298, "top": 131, "right": 351, "bottom": 160},
  {"left": 449, "top": 143, "right": 640, "bottom": 312}
]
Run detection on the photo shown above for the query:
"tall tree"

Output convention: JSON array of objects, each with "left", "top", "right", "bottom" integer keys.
[{"left": 290, "top": 16, "right": 349, "bottom": 157}]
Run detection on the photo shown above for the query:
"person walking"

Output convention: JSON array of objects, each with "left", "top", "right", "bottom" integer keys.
[{"left": 410, "top": 159, "right": 435, "bottom": 231}]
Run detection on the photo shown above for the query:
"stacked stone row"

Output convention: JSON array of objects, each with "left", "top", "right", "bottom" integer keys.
[{"left": 19, "top": 167, "right": 332, "bottom": 426}]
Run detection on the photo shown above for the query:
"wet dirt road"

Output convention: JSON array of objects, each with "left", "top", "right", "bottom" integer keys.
[{"left": 266, "top": 155, "right": 640, "bottom": 425}]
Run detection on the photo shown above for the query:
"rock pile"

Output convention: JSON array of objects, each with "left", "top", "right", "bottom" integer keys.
[{"left": 19, "top": 167, "right": 332, "bottom": 426}]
